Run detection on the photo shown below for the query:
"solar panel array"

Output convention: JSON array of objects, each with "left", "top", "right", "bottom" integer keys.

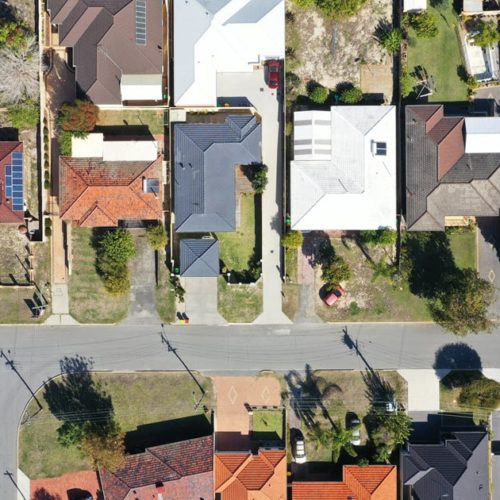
[
  {"left": 4, "top": 151, "right": 24, "bottom": 212},
  {"left": 135, "top": 0, "right": 146, "bottom": 45}
]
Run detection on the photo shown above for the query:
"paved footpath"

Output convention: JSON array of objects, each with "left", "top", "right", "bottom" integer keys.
[{"left": 2, "top": 322, "right": 500, "bottom": 499}]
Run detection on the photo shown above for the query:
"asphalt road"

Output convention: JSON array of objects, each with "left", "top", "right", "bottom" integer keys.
[{"left": 2, "top": 321, "right": 500, "bottom": 498}]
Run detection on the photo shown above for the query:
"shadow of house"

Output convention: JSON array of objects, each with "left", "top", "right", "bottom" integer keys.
[{"left": 124, "top": 413, "right": 213, "bottom": 454}]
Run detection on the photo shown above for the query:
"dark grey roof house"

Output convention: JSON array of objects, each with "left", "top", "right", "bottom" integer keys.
[
  {"left": 180, "top": 238, "right": 219, "bottom": 277},
  {"left": 400, "top": 431, "right": 489, "bottom": 500},
  {"left": 174, "top": 115, "right": 261, "bottom": 233},
  {"left": 405, "top": 105, "right": 500, "bottom": 230},
  {"left": 46, "top": 0, "right": 163, "bottom": 105}
]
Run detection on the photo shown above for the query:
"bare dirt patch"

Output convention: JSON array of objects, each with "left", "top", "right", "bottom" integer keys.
[{"left": 287, "top": 0, "right": 393, "bottom": 100}]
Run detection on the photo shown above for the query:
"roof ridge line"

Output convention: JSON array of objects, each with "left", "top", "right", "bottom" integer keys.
[
  {"left": 146, "top": 447, "right": 182, "bottom": 479},
  {"left": 469, "top": 181, "right": 499, "bottom": 214}
]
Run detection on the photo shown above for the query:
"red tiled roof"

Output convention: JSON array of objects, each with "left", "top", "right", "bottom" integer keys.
[
  {"left": 59, "top": 156, "right": 163, "bottom": 227},
  {"left": 293, "top": 465, "right": 397, "bottom": 500},
  {"left": 411, "top": 104, "right": 443, "bottom": 132},
  {"left": 100, "top": 435, "right": 213, "bottom": 500},
  {"left": 215, "top": 449, "right": 286, "bottom": 500},
  {"left": 0, "top": 142, "right": 24, "bottom": 224}
]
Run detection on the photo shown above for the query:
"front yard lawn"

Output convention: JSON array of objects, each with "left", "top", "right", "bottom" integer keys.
[
  {"left": 448, "top": 229, "right": 476, "bottom": 270},
  {"left": 216, "top": 194, "right": 258, "bottom": 272},
  {"left": 252, "top": 410, "right": 284, "bottom": 441},
  {"left": 156, "top": 250, "right": 176, "bottom": 323},
  {"left": 218, "top": 277, "right": 262, "bottom": 323},
  {"left": 96, "top": 109, "right": 165, "bottom": 135},
  {"left": 19, "top": 372, "right": 214, "bottom": 479},
  {"left": 406, "top": 4, "right": 468, "bottom": 102},
  {"left": 68, "top": 227, "right": 128, "bottom": 323},
  {"left": 293, "top": 370, "right": 407, "bottom": 462},
  {"left": 316, "top": 238, "right": 431, "bottom": 322}
]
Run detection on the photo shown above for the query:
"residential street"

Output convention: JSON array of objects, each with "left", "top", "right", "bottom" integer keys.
[{"left": 1, "top": 322, "right": 500, "bottom": 498}]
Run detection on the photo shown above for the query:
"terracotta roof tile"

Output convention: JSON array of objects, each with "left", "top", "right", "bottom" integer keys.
[
  {"left": 59, "top": 156, "right": 163, "bottom": 227},
  {"left": 100, "top": 435, "right": 213, "bottom": 500},
  {"left": 293, "top": 482, "right": 357, "bottom": 500},
  {"left": 0, "top": 142, "right": 24, "bottom": 224}
]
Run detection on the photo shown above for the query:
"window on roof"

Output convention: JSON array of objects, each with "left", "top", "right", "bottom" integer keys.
[
  {"left": 375, "top": 141, "right": 387, "bottom": 156},
  {"left": 135, "top": 0, "right": 146, "bottom": 45}
]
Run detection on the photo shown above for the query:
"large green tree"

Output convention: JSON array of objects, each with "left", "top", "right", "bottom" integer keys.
[
  {"left": 309, "top": 422, "right": 358, "bottom": 463},
  {"left": 458, "top": 376, "right": 500, "bottom": 412},
  {"left": 370, "top": 410, "right": 412, "bottom": 463},
  {"left": 474, "top": 21, "right": 500, "bottom": 48}
]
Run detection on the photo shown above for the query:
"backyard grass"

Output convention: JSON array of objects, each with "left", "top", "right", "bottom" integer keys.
[
  {"left": 296, "top": 370, "right": 407, "bottom": 462},
  {"left": 68, "top": 227, "right": 128, "bottom": 323},
  {"left": 448, "top": 230, "right": 476, "bottom": 269},
  {"left": 316, "top": 238, "right": 432, "bottom": 323},
  {"left": 96, "top": 109, "right": 165, "bottom": 135},
  {"left": 156, "top": 250, "right": 176, "bottom": 323},
  {"left": 251, "top": 410, "right": 284, "bottom": 441},
  {"left": 19, "top": 372, "right": 214, "bottom": 479},
  {"left": 216, "top": 194, "right": 257, "bottom": 272},
  {"left": 218, "top": 277, "right": 263, "bottom": 323},
  {"left": 406, "top": 4, "right": 468, "bottom": 102}
]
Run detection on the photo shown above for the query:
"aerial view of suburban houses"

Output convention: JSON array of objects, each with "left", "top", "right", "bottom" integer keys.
[{"left": 1, "top": 0, "right": 500, "bottom": 498}]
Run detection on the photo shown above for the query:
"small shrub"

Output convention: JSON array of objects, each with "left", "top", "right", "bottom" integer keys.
[
  {"left": 44, "top": 179, "right": 50, "bottom": 190},
  {"left": 316, "top": 0, "right": 368, "bottom": 18},
  {"left": 473, "top": 21, "right": 500, "bottom": 48},
  {"left": 340, "top": 86, "right": 363, "bottom": 104},
  {"left": 293, "top": 0, "right": 316, "bottom": 9},
  {"left": 281, "top": 231, "right": 303, "bottom": 249},
  {"left": 322, "top": 255, "right": 351, "bottom": 288},
  {"left": 44, "top": 218, "right": 52, "bottom": 237},
  {"left": 44, "top": 170, "right": 49, "bottom": 181},
  {"left": 45, "top": 217, "right": 52, "bottom": 229},
  {"left": 0, "top": 20, "right": 30, "bottom": 49},
  {"left": 103, "top": 267, "right": 130, "bottom": 295},
  {"left": 379, "top": 28, "right": 402, "bottom": 54},
  {"left": 400, "top": 71, "right": 415, "bottom": 98},
  {"left": 308, "top": 85, "right": 329, "bottom": 104},
  {"left": 7, "top": 100, "right": 39, "bottom": 130},
  {"left": 146, "top": 223, "right": 168, "bottom": 251},
  {"left": 252, "top": 165, "right": 268, "bottom": 194},
  {"left": 359, "top": 229, "right": 396, "bottom": 246},
  {"left": 58, "top": 130, "right": 73, "bottom": 156},
  {"left": 44, "top": 159, "right": 49, "bottom": 169},
  {"left": 349, "top": 301, "right": 361, "bottom": 315}
]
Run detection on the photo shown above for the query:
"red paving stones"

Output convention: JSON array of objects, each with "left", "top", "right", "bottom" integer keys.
[
  {"left": 213, "top": 376, "right": 281, "bottom": 451},
  {"left": 30, "top": 470, "right": 101, "bottom": 500}
]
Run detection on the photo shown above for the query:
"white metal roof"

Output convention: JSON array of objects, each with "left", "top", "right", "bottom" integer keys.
[
  {"left": 291, "top": 106, "right": 397, "bottom": 231},
  {"left": 465, "top": 117, "right": 500, "bottom": 153},
  {"left": 120, "top": 74, "right": 163, "bottom": 102},
  {"left": 403, "top": 0, "right": 427, "bottom": 11},
  {"left": 71, "top": 133, "right": 158, "bottom": 161},
  {"left": 173, "top": 0, "right": 285, "bottom": 106},
  {"left": 463, "top": 0, "right": 483, "bottom": 12}
]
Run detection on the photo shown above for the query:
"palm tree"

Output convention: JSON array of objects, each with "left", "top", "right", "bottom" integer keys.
[{"left": 309, "top": 421, "right": 358, "bottom": 463}]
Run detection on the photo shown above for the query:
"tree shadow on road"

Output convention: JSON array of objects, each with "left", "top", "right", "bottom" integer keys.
[{"left": 433, "top": 343, "right": 483, "bottom": 372}]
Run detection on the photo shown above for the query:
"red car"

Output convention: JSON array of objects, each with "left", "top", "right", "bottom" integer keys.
[
  {"left": 323, "top": 286, "right": 346, "bottom": 306},
  {"left": 266, "top": 60, "right": 281, "bottom": 89}
]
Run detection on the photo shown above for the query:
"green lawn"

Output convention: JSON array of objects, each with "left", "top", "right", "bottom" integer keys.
[
  {"left": 217, "top": 194, "right": 257, "bottom": 272},
  {"left": 218, "top": 277, "right": 263, "bottom": 323},
  {"left": 297, "top": 370, "right": 407, "bottom": 462},
  {"left": 285, "top": 247, "right": 298, "bottom": 282},
  {"left": 252, "top": 410, "right": 284, "bottom": 441},
  {"left": 407, "top": 5, "right": 468, "bottom": 102},
  {"left": 156, "top": 250, "right": 176, "bottom": 323},
  {"left": 68, "top": 227, "right": 128, "bottom": 323},
  {"left": 448, "top": 230, "right": 476, "bottom": 269},
  {"left": 19, "top": 372, "right": 214, "bottom": 479},
  {"left": 0, "top": 241, "right": 51, "bottom": 324},
  {"left": 96, "top": 109, "right": 165, "bottom": 135}
]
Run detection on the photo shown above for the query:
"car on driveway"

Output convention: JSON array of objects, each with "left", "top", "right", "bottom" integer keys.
[
  {"left": 346, "top": 413, "right": 361, "bottom": 446},
  {"left": 323, "top": 286, "right": 346, "bottom": 306},
  {"left": 266, "top": 60, "right": 281, "bottom": 89},
  {"left": 292, "top": 429, "right": 307, "bottom": 464}
]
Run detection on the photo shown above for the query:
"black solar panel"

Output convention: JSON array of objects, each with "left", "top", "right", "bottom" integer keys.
[
  {"left": 4, "top": 151, "right": 24, "bottom": 211},
  {"left": 135, "top": 0, "right": 146, "bottom": 45}
]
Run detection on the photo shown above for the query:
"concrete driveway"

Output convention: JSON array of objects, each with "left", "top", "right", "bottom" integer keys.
[
  {"left": 182, "top": 277, "right": 225, "bottom": 325},
  {"left": 398, "top": 369, "right": 447, "bottom": 411},
  {"left": 217, "top": 69, "right": 290, "bottom": 324},
  {"left": 477, "top": 217, "right": 500, "bottom": 319}
]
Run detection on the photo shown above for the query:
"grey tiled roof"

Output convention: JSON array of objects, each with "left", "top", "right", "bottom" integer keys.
[
  {"left": 180, "top": 239, "right": 220, "bottom": 277},
  {"left": 47, "top": 0, "right": 162, "bottom": 104},
  {"left": 174, "top": 115, "right": 261, "bottom": 233},
  {"left": 405, "top": 105, "right": 500, "bottom": 230},
  {"left": 401, "top": 431, "right": 489, "bottom": 500}
]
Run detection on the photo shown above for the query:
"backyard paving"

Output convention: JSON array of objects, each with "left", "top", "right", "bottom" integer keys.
[
  {"left": 30, "top": 471, "right": 100, "bottom": 500},
  {"left": 213, "top": 375, "right": 282, "bottom": 451},
  {"left": 287, "top": 0, "right": 393, "bottom": 99}
]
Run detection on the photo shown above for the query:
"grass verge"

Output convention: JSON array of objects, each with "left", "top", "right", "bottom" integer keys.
[
  {"left": 155, "top": 250, "right": 176, "bottom": 323},
  {"left": 218, "top": 276, "right": 262, "bottom": 323},
  {"left": 19, "top": 372, "right": 214, "bottom": 479},
  {"left": 406, "top": 4, "right": 468, "bottom": 102},
  {"left": 68, "top": 227, "right": 128, "bottom": 323}
]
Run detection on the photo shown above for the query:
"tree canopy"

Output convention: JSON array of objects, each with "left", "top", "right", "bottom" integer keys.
[
  {"left": 474, "top": 21, "right": 500, "bottom": 48},
  {"left": 146, "top": 223, "right": 168, "bottom": 251},
  {"left": 58, "top": 99, "right": 99, "bottom": 133},
  {"left": 458, "top": 376, "right": 500, "bottom": 412},
  {"left": 322, "top": 255, "right": 351, "bottom": 288}
]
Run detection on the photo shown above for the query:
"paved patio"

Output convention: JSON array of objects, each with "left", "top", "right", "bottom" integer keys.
[{"left": 213, "top": 375, "right": 282, "bottom": 451}]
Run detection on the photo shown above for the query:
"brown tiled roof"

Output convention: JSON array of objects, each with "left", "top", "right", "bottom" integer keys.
[
  {"left": 293, "top": 465, "right": 397, "bottom": 500},
  {"left": 215, "top": 449, "right": 286, "bottom": 500},
  {"left": 0, "top": 142, "right": 24, "bottom": 224},
  {"left": 59, "top": 156, "right": 163, "bottom": 227},
  {"left": 100, "top": 435, "right": 213, "bottom": 500}
]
